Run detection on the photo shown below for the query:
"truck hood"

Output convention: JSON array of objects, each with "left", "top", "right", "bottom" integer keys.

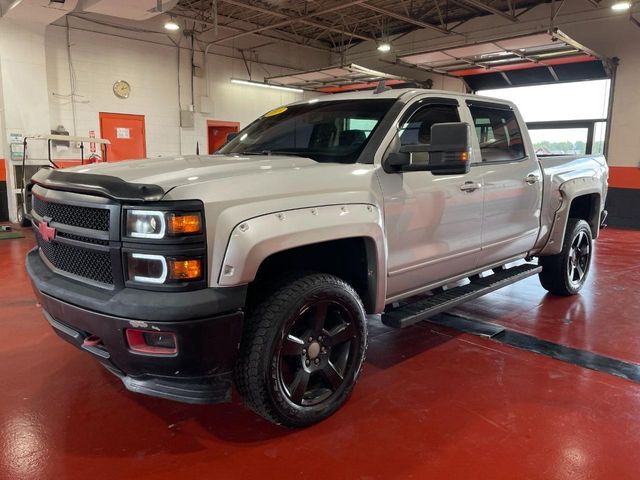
[{"left": 66, "top": 154, "right": 324, "bottom": 191}]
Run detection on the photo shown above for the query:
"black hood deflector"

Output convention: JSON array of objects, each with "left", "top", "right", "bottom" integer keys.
[{"left": 31, "top": 168, "right": 165, "bottom": 202}]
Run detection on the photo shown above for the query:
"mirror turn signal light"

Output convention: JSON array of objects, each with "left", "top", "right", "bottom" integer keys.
[
  {"left": 167, "top": 212, "right": 202, "bottom": 235},
  {"left": 169, "top": 258, "right": 203, "bottom": 280}
]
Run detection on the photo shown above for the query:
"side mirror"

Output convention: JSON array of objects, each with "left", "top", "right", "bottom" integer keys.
[
  {"left": 384, "top": 122, "right": 471, "bottom": 175},
  {"left": 226, "top": 132, "right": 239, "bottom": 143}
]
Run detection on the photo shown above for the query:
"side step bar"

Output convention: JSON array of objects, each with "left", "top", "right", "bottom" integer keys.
[{"left": 381, "top": 263, "right": 542, "bottom": 329}]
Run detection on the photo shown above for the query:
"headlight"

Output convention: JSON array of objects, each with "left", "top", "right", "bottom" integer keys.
[
  {"left": 127, "top": 253, "right": 203, "bottom": 284},
  {"left": 126, "top": 210, "right": 202, "bottom": 239}
]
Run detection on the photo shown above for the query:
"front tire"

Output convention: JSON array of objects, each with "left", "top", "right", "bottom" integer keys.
[
  {"left": 235, "top": 273, "right": 367, "bottom": 427},
  {"left": 539, "top": 218, "right": 593, "bottom": 296}
]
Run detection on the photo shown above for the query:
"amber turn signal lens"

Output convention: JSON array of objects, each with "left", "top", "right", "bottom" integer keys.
[
  {"left": 169, "top": 259, "right": 202, "bottom": 280},
  {"left": 460, "top": 151, "right": 469, "bottom": 162},
  {"left": 167, "top": 213, "right": 202, "bottom": 235}
]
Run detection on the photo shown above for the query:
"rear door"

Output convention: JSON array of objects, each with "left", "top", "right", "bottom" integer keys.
[
  {"left": 99, "top": 112, "right": 147, "bottom": 161},
  {"left": 378, "top": 97, "right": 484, "bottom": 300},
  {"left": 464, "top": 100, "right": 542, "bottom": 266}
]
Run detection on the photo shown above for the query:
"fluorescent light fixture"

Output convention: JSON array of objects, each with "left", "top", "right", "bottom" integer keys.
[
  {"left": 230, "top": 78, "right": 303, "bottom": 93},
  {"left": 164, "top": 17, "right": 180, "bottom": 30},
  {"left": 611, "top": 1, "right": 631, "bottom": 10},
  {"left": 377, "top": 43, "right": 392, "bottom": 52}
]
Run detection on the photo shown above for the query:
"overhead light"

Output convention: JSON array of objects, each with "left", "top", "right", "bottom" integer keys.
[
  {"left": 164, "top": 17, "right": 180, "bottom": 31},
  {"left": 230, "top": 78, "right": 303, "bottom": 93},
  {"left": 611, "top": 1, "right": 631, "bottom": 10},
  {"left": 377, "top": 43, "right": 392, "bottom": 52}
]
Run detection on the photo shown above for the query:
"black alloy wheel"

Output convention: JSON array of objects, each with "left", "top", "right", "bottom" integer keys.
[
  {"left": 277, "top": 298, "right": 359, "bottom": 407},
  {"left": 539, "top": 218, "right": 593, "bottom": 296},
  {"left": 567, "top": 229, "right": 591, "bottom": 289},
  {"left": 235, "top": 273, "right": 367, "bottom": 427}
]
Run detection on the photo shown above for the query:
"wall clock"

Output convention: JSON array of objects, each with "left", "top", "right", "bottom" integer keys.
[{"left": 113, "top": 80, "right": 131, "bottom": 99}]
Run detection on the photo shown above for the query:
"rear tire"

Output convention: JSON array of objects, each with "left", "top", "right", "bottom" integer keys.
[
  {"left": 538, "top": 218, "right": 592, "bottom": 296},
  {"left": 17, "top": 205, "right": 31, "bottom": 227},
  {"left": 235, "top": 273, "right": 367, "bottom": 427}
]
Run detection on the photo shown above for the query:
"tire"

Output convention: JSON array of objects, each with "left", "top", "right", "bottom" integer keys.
[
  {"left": 17, "top": 205, "right": 31, "bottom": 227},
  {"left": 235, "top": 273, "right": 367, "bottom": 427},
  {"left": 538, "top": 218, "right": 593, "bottom": 296}
]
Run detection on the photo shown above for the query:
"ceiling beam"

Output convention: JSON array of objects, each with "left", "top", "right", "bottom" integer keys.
[
  {"left": 358, "top": 3, "right": 451, "bottom": 35},
  {"left": 220, "top": 0, "right": 377, "bottom": 42},
  {"left": 171, "top": 11, "right": 333, "bottom": 52},
  {"left": 452, "top": 0, "right": 519, "bottom": 22},
  {"left": 208, "top": 0, "right": 370, "bottom": 45}
]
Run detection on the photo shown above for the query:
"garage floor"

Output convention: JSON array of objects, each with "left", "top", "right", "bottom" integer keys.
[{"left": 2, "top": 228, "right": 640, "bottom": 479}]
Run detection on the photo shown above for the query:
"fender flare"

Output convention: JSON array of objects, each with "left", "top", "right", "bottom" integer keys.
[
  {"left": 538, "top": 178, "right": 602, "bottom": 256},
  {"left": 217, "top": 204, "right": 387, "bottom": 313}
]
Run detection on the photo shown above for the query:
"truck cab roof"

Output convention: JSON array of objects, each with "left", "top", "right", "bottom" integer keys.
[{"left": 289, "top": 87, "right": 516, "bottom": 110}]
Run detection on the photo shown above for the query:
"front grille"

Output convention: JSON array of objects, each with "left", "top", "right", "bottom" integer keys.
[
  {"left": 33, "top": 195, "right": 110, "bottom": 231},
  {"left": 37, "top": 232, "right": 114, "bottom": 285},
  {"left": 56, "top": 231, "right": 110, "bottom": 246}
]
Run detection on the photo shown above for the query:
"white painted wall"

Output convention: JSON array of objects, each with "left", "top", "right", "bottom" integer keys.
[
  {"left": 0, "top": 19, "right": 54, "bottom": 219},
  {"left": 44, "top": 25, "right": 317, "bottom": 160}
]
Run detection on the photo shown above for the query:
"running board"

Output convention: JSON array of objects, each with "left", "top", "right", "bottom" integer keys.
[{"left": 382, "top": 263, "right": 542, "bottom": 329}]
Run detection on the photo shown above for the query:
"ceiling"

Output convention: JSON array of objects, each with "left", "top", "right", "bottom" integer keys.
[
  {"left": 395, "top": 29, "right": 612, "bottom": 90},
  {"left": 171, "top": 0, "right": 554, "bottom": 52}
]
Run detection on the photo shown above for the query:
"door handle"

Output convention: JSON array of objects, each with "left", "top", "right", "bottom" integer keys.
[
  {"left": 525, "top": 174, "right": 540, "bottom": 184},
  {"left": 460, "top": 181, "right": 482, "bottom": 192}
]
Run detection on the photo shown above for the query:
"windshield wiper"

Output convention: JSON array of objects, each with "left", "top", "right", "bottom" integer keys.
[
  {"left": 234, "top": 150, "right": 272, "bottom": 155},
  {"left": 233, "top": 150, "right": 307, "bottom": 158}
]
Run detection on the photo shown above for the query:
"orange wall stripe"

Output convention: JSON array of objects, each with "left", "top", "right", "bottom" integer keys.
[
  {"left": 609, "top": 166, "right": 640, "bottom": 189},
  {"left": 0, "top": 159, "right": 5, "bottom": 182}
]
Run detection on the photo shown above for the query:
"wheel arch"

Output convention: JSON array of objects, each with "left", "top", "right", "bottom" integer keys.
[
  {"left": 218, "top": 204, "right": 387, "bottom": 314},
  {"left": 537, "top": 181, "right": 603, "bottom": 256}
]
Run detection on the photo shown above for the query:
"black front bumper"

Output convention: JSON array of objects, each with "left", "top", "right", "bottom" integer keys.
[{"left": 27, "top": 248, "right": 246, "bottom": 404}]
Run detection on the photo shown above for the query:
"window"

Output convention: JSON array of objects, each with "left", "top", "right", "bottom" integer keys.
[
  {"left": 399, "top": 104, "right": 460, "bottom": 146},
  {"left": 469, "top": 105, "right": 525, "bottom": 162},
  {"left": 347, "top": 118, "right": 378, "bottom": 138},
  {"left": 218, "top": 99, "right": 395, "bottom": 164}
]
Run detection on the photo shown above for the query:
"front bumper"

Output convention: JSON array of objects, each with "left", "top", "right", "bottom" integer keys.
[{"left": 27, "top": 248, "right": 246, "bottom": 404}]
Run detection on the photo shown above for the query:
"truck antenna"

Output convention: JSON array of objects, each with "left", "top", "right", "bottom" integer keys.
[{"left": 373, "top": 80, "right": 391, "bottom": 94}]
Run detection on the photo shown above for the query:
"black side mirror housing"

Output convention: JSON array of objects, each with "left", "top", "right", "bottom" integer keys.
[
  {"left": 226, "top": 132, "right": 239, "bottom": 143},
  {"left": 384, "top": 122, "right": 471, "bottom": 175}
]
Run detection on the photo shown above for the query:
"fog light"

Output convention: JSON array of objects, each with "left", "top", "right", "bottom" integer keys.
[{"left": 126, "top": 329, "right": 177, "bottom": 355}]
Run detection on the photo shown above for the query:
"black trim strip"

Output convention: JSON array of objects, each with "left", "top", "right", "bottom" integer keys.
[
  {"left": 465, "top": 99, "right": 513, "bottom": 111},
  {"left": 31, "top": 168, "right": 165, "bottom": 202},
  {"left": 427, "top": 313, "right": 640, "bottom": 383}
]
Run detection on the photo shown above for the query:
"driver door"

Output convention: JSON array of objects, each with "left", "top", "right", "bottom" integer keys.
[{"left": 378, "top": 97, "right": 484, "bottom": 300}]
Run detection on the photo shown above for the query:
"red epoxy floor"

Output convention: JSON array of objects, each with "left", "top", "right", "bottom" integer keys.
[{"left": 1, "top": 227, "right": 640, "bottom": 479}]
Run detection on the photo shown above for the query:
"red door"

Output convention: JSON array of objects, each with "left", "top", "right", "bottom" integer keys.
[
  {"left": 208, "top": 120, "right": 240, "bottom": 154},
  {"left": 99, "top": 113, "right": 147, "bottom": 161}
]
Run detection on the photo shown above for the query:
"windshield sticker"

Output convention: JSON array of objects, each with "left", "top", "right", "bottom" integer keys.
[{"left": 264, "top": 106, "right": 288, "bottom": 117}]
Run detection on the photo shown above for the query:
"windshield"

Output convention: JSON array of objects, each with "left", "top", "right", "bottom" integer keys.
[{"left": 218, "top": 99, "right": 395, "bottom": 163}]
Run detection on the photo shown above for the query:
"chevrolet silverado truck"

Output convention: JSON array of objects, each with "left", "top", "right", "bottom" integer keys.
[{"left": 26, "top": 88, "right": 608, "bottom": 427}]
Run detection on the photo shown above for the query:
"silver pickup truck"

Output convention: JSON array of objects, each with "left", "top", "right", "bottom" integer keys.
[{"left": 26, "top": 88, "right": 608, "bottom": 427}]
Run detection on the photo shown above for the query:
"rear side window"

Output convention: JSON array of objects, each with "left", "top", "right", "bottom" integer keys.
[{"left": 469, "top": 105, "right": 525, "bottom": 162}]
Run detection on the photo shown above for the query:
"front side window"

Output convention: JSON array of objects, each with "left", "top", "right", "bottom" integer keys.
[
  {"left": 399, "top": 104, "right": 460, "bottom": 146},
  {"left": 218, "top": 99, "right": 395, "bottom": 164},
  {"left": 469, "top": 105, "right": 525, "bottom": 162}
]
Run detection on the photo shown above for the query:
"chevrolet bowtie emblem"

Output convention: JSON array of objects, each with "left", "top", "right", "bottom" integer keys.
[{"left": 38, "top": 219, "right": 56, "bottom": 242}]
